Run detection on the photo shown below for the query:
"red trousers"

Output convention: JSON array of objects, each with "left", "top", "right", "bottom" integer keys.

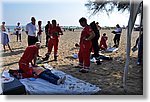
[
  {"left": 100, "top": 41, "right": 107, "bottom": 50},
  {"left": 19, "top": 61, "right": 34, "bottom": 78},
  {"left": 48, "top": 38, "right": 59, "bottom": 55},
  {"left": 78, "top": 41, "right": 92, "bottom": 68}
]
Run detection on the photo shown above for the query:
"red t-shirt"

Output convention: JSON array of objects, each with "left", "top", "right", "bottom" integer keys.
[
  {"left": 48, "top": 26, "right": 62, "bottom": 39},
  {"left": 80, "top": 26, "right": 92, "bottom": 44},
  {"left": 100, "top": 36, "right": 108, "bottom": 43},
  {"left": 19, "top": 45, "right": 38, "bottom": 63}
]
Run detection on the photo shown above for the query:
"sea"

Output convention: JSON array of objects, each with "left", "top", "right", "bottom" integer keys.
[
  {"left": 5, "top": 26, "right": 25, "bottom": 32},
  {"left": 5, "top": 26, "right": 82, "bottom": 32}
]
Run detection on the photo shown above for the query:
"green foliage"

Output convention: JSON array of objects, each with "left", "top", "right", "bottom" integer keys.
[{"left": 85, "top": 0, "right": 142, "bottom": 16}]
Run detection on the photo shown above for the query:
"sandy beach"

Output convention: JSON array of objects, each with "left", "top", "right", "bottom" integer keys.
[{"left": 0, "top": 29, "right": 143, "bottom": 95}]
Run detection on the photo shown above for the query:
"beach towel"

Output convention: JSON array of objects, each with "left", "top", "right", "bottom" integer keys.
[{"left": 20, "top": 69, "right": 101, "bottom": 95}]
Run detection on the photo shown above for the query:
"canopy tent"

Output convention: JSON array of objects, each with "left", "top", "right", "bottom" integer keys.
[{"left": 123, "top": 0, "right": 143, "bottom": 91}]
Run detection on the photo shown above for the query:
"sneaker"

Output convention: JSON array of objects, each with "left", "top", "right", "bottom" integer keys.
[
  {"left": 54, "top": 54, "right": 59, "bottom": 61},
  {"left": 74, "top": 64, "right": 83, "bottom": 68},
  {"left": 42, "top": 54, "right": 50, "bottom": 61},
  {"left": 96, "top": 60, "right": 102, "bottom": 65},
  {"left": 132, "top": 46, "right": 138, "bottom": 52},
  {"left": 79, "top": 68, "right": 89, "bottom": 73},
  {"left": 54, "top": 56, "right": 58, "bottom": 61},
  {"left": 75, "top": 43, "right": 80, "bottom": 47},
  {"left": 42, "top": 57, "right": 49, "bottom": 61},
  {"left": 37, "top": 55, "right": 42, "bottom": 57},
  {"left": 137, "top": 62, "right": 141, "bottom": 65},
  {"left": 57, "top": 79, "right": 62, "bottom": 85},
  {"left": 113, "top": 45, "right": 116, "bottom": 47},
  {"left": 109, "top": 57, "right": 113, "bottom": 60},
  {"left": 60, "top": 76, "right": 66, "bottom": 84},
  {"left": 113, "top": 44, "right": 119, "bottom": 48}
]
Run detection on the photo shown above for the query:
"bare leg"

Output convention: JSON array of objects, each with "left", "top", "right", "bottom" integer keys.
[
  {"left": 3, "top": 45, "right": 6, "bottom": 52},
  {"left": 7, "top": 43, "right": 13, "bottom": 52}
]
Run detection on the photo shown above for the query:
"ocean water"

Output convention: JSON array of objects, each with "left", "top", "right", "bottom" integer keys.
[
  {"left": 6, "top": 26, "right": 25, "bottom": 32},
  {"left": 5, "top": 25, "right": 81, "bottom": 32}
]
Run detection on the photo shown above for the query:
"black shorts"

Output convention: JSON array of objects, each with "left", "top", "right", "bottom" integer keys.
[{"left": 28, "top": 36, "right": 38, "bottom": 46}]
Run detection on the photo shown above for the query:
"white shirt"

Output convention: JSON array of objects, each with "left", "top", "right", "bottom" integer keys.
[
  {"left": 16, "top": 25, "right": 22, "bottom": 34},
  {"left": 26, "top": 22, "right": 37, "bottom": 37},
  {"left": 114, "top": 27, "right": 122, "bottom": 34}
]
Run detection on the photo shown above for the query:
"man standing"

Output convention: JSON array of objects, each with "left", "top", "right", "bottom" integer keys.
[
  {"left": 37, "top": 21, "right": 43, "bottom": 43},
  {"left": 26, "top": 17, "right": 38, "bottom": 46},
  {"left": 16, "top": 22, "right": 22, "bottom": 42},
  {"left": 43, "top": 20, "right": 63, "bottom": 61},
  {"left": 45, "top": 21, "right": 51, "bottom": 47},
  {"left": 78, "top": 17, "right": 95, "bottom": 73},
  {"left": 112, "top": 24, "right": 122, "bottom": 48}
]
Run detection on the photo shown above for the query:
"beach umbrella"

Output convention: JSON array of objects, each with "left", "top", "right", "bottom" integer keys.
[{"left": 123, "top": 0, "right": 143, "bottom": 92}]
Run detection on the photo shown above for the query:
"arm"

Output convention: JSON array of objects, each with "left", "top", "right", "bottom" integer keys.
[
  {"left": 48, "top": 27, "right": 52, "bottom": 37},
  {"left": 1, "top": 25, "right": 6, "bottom": 31},
  {"left": 114, "top": 28, "right": 122, "bottom": 33},
  {"left": 45, "top": 26, "right": 47, "bottom": 33},
  {"left": 16, "top": 26, "right": 21, "bottom": 30},
  {"left": 58, "top": 27, "right": 63, "bottom": 35},
  {"left": 85, "top": 31, "right": 95, "bottom": 41},
  {"left": 59, "top": 30, "right": 63, "bottom": 35},
  {"left": 25, "top": 25, "right": 28, "bottom": 34},
  {"left": 31, "top": 53, "right": 38, "bottom": 67},
  {"left": 105, "top": 36, "right": 108, "bottom": 40}
]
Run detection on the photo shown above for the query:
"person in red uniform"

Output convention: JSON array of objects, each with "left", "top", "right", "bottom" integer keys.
[
  {"left": 99, "top": 33, "right": 108, "bottom": 50},
  {"left": 43, "top": 20, "right": 63, "bottom": 61},
  {"left": 19, "top": 42, "right": 41, "bottom": 78},
  {"left": 78, "top": 17, "right": 95, "bottom": 73}
]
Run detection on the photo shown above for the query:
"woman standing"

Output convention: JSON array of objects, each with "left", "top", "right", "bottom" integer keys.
[{"left": 1, "top": 22, "right": 12, "bottom": 52}]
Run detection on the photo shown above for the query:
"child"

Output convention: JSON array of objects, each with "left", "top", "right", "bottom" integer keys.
[{"left": 100, "top": 33, "right": 108, "bottom": 50}]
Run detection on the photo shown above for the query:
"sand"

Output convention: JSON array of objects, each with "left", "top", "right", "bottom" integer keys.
[{"left": 0, "top": 29, "right": 143, "bottom": 95}]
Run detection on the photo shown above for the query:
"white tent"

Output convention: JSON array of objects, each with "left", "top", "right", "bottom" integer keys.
[{"left": 123, "top": 0, "right": 143, "bottom": 91}]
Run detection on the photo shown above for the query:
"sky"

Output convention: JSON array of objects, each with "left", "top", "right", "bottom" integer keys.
[{"left": 0, "top": 0, "right": 140, "bottom": 27}]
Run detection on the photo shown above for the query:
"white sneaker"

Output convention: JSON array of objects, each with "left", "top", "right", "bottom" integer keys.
[
  {"left": 57, "top": 79, "right": 62, "bottom": 85},
  {"left": 137, "top": 62, "right": 141, "bottom": 65},
  {"left": 61, "top": 76, "right": 66, "bottom": 84}
]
